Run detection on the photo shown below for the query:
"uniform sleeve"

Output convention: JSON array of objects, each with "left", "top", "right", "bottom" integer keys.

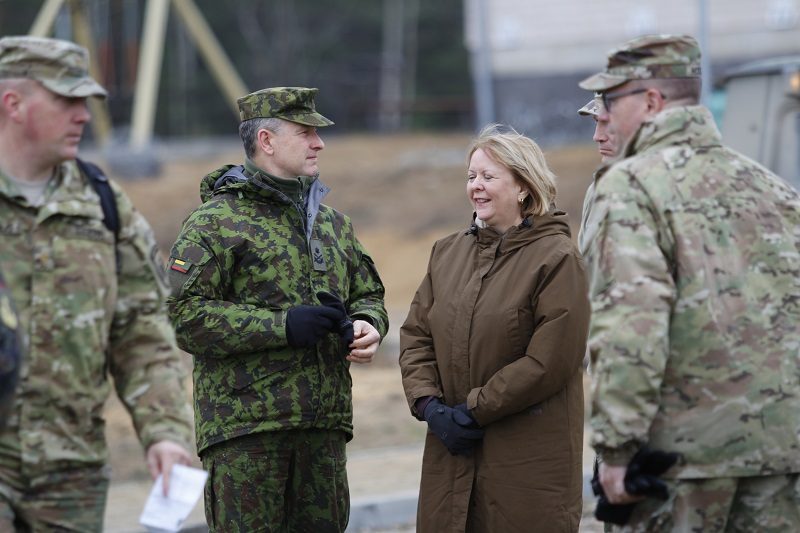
[
  {"left": 398, "top": 244, "right": 443, "bottom": 418},
  {"left": 346, "top": 234, "right": 389, "bottom": 338},
  {"left": 108, "top": 192, "right": 193, "bottom": 452},
  {"left": 467, "top": 246, "right": 590, "bottom": 426},
  {"left": 584, "top": 171, "right": 675, "bottom": 465},
  {"left": 166, "top": 210, "right": 290, "bottom": 358}
]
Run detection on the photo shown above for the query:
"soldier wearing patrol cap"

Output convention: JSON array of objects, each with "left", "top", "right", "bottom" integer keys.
[
  {"left": 0, "top": 36, "right": 193, "bottom": 531},
  {"left": 577, "top": 93, "right": 619, "bottom": 164},
  {"left": 167, "top": 87, "right": 388, "bottom": 531},
  {"left": 578, "top": 34, "right": 800, "bottom": 531}
]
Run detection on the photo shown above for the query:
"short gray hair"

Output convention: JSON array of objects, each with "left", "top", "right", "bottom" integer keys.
[{"left": 239, "top": 117, "right": 284, "bottom": 159}]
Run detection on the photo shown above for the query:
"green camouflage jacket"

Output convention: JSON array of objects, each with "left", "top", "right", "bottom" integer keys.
[
  {"left": 0, "top": 269, "right": 20, "bottom": 427},
  {"left": 580, "top": 106, "right": 800, "bottom": 478},
  {"left": 167, "top": 164, "right": 387, "bottom": 454},
  {"left": 0, "top": 162, "right": 193, "bottom": 476}
]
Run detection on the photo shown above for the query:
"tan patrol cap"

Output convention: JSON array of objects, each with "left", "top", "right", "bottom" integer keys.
[
  {"left": 0, "top": 36, "right": 107, "bottom": 98},
  {"left": 579, "top": 34, "right": 701, "bottom": 92}
]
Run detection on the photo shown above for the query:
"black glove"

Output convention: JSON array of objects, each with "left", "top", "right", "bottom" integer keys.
[
  {"left": 316, "top": 291, "right": 354, "bottom": 345},
  {"left": 285, "top": 302, "right": 345, "bottom": 348},
  {"left": 453, "top": 402, "right": 481, "bottom": 429},
  {"left": 423, "top": 398, "right": 484, "bottom": 456},
  {"left": 591, "top": 448, "right": 680, "bottom": 525}
]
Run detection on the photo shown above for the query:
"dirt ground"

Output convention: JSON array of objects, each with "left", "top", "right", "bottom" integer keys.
[{"left": 101, "top": 132, "right": 599, "bottom": 492}]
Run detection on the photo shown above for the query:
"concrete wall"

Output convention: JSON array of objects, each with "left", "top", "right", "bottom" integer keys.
[{"left": 464, "top": 0, "right": 800, "bottom": 143}]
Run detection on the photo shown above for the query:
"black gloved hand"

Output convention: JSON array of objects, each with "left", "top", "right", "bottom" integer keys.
[
  {"left": 286, "top": 302, "right": 345, "bottom": 348},
  {"left": 453, "top": 403, "right": 481, "bottom": 429},
  {"left": 592, "top": 448, "right": 680, "bottom": 525},
  {"left": 316, "top": 291, "right": 354, "bottom": 345},
  {"left": 423, "top": 398, "right": 484, "bottom": 456}
]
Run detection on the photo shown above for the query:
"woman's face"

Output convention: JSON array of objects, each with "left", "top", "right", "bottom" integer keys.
[{"left": 467, "top": 148, "right": 524, "bottom": 233}]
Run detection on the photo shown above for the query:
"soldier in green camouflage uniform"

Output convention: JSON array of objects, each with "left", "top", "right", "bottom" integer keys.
[
  {"left": 0, "top": 36, "right": 193, "bottom": 531},
  {"left": 578, "top": 35, "right": 800, "bottom": 531},
  {"left": 0, "top": 270, "right": 20, "bottom": 430},
  {"left": 168, "top": 86, "right": 388, "bottom": 532}
]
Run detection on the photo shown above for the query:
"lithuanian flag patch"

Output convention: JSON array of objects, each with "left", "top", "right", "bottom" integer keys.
[{"left": 169, "top": 257, "right": 192, "bottom": 274}]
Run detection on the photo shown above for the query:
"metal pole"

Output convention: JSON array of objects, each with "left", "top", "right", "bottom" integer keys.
[
  {"left": 29, "top": 0, "right": 66, "bottom": 36},
  {"left": 129, "top": 0, "right": 170, "bottom": 151},
  {"left": 171, "top": 0, "right": 249, "bottom": 116},
  {"left": 698, "top": 0, "right": 712, "bottom": 107},
  {"left": 472, "top": 0, "right": 495, "bottom": 129},
  {"left": 68, "top": 0, "right": 112, "bottom": 146}
]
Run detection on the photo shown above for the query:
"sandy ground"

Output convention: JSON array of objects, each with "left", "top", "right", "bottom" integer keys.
[{"left": 98, "top": 132, "right": 602, "bottom": 531}]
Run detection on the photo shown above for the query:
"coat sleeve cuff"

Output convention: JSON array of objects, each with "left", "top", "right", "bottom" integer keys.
[{"left": 594, "top": 443, "right": 639, "bottom": 466}]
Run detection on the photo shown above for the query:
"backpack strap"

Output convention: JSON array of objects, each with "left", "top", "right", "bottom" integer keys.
[{"left": 76, "top": 158, "right": 121, "bottom": 272}]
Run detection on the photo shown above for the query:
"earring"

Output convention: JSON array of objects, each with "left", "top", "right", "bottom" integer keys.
[{"left": 518, "top": 194, "right": 526, "bottom": 204}]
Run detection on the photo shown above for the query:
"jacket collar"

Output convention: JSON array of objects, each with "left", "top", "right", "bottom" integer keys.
[{"left": 468, "top": 209, "right": 572, "bottom": 253}]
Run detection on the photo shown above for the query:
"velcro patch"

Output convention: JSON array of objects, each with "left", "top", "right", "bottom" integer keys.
[{"left": 169, "top": 257, "right": 193, "bottom": 274}]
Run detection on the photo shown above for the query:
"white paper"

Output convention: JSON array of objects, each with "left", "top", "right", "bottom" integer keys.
[{"left": 139, "top": 464, "right": 208, "bottom": 532}]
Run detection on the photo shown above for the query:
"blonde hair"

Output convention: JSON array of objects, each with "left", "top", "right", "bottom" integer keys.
[{"left": 468, "top": 124, "right": 557, "bottom": 217}]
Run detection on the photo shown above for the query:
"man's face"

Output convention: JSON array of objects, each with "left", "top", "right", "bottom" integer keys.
[
  {"left": 597, "top": 82, "right": 650, "bottom": 157},
  {"left": 17, "top": 82, "right": 90, "bottom": 165},
  {"left": 592, "top": 114, "right": 618, "bottom": 163},
  {"left": 267, "top": 120, "right": 325, "bottom": 179}
]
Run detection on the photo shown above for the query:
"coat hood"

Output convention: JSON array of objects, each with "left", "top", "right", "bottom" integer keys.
[{"left": 467, "top": 209, "right": 572, "bottom": 253}]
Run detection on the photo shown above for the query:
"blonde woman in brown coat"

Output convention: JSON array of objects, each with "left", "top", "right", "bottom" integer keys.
[{"left": 399, "top": 124, "right": 590, "bottom": 532}]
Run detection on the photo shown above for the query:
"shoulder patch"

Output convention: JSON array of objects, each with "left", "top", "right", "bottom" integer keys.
[{"left": 169, "top": 257, "right": 194, "bottom": 274}]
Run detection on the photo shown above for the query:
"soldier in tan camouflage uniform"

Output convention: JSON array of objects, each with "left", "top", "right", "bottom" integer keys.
[
  {"left": 0, "top": 36, "right": 193, "bottom": 531},
  {"left": 168, "top": 86, "right": 388, "bottom": 532},
  {"left": 579, "top": 34, "right": 800, "bottom": 531}
]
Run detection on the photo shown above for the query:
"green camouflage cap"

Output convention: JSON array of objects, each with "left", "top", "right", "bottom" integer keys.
[
  {"left": 579, "top": 34, "right": 701, "bottom": 92},
  {"left": 0, "top": 36, "right": 107, "bottom": 98},
  {"left": 578, "top": 93, "right": 601, "bottom": 117},
  {"left": 237, "top": 87, "right": 334, "bottom": 126}
]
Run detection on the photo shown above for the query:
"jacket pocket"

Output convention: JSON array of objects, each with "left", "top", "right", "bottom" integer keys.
[
  {"left": 231, "top": 356, "right": 295, "bottom": 391},
  {"left": 505, "top": 306, "right": 535, "bottom": 356}
]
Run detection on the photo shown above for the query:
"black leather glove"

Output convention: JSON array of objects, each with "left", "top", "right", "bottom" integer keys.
[
  {"left": 592, "top": 448, "right": 680, "bottom": 525},
  {"left": 316, "top": 291, "right": 354, "bottom": 345},
  {"left": 423, "top": 398, "right": 484, "bottom": 456},
  {"left": 285, "top": 302, "right": 344, "bottom": 348}
]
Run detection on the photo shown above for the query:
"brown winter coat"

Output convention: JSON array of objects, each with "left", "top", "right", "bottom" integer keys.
[{"left": 399, "top": 211, "right": 589, "bottom": 533}]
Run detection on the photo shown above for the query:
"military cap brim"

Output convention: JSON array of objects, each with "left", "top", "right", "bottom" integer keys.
[
  {"left": 281, "top": 111, "right": 334, "bottom": 127},
  {"left": 577, "top": 98, "right": 600, "bottom": 117},
  {"left": 579, "top": 72, "right": 628, "bottom": 92},
  {"left": 40, "top": 76, "right": 107, "bottom": 99}
]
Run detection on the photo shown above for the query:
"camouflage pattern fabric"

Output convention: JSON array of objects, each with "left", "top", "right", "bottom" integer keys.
[
  {"left": 616, "top": 474, "right": 800, "bottom": 532},
  {"left": 0, "top": 35, "right": 106, "bottom": 98},
  {"left": 579, "top": 34, "right": 701, "bottom": 91},
  {"left": 0, "top": 161, "right": 193, "bottom": 479},
  {"left": 237, "top": 86, "right": 334, "bottom": 126},
  {"left": 0, "top": 271, "right": 20, "bottom": 428},
  {"left": 579, "top": 106, "right": 800, "bottom": 476},
  {"left": 202, "top": 430, "right": 349, "bottom": 532},
  {"left": 0, "top": 461, "right": 109, "bottom": 532},
  {"left": 167, "top": 163, "right": 387, "bottom": 454}
]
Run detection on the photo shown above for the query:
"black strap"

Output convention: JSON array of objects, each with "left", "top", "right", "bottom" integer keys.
[{"left": 76, "top": 158, "right": 121, "bottom": 271}]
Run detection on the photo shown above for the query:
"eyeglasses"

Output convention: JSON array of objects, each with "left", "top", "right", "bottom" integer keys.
[{"left": 600, "top": 87, "right": 648, "bottom": 112}]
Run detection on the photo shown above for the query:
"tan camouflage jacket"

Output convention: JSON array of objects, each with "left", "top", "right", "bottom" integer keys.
[
  {"left": 0, "top": 161, "right": 192, "bottom": 476},
  {"left": 580, "top": 106, "right": 800, "bottom": 478}
]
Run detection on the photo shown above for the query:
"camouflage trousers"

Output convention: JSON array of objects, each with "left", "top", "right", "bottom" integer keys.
[
  {"left": 614, "top": 474, "right": 800, "bottom": 532},
  {"left": 201, "top": 429, "right": 349, "bottom": 533},
  {"left": 0, "top": 461, "right": 109, "bottom": 532}
]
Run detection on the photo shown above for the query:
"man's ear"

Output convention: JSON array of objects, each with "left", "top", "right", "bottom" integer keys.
[
  {"left": 644, "top": 88, "right": 667, "bottom": 116},
  {"left": 257, "top": 128, "right": 275, "bottom": 155},
  {"left": 1, "top": 89, "right": 23, "bottom": 122}
]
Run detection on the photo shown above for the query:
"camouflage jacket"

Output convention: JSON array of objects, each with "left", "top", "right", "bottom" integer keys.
[
  {"left": 580, "top": 106, "right": 800, "bottom": 478},
  {"left": 0, "top": 162, "right": 193, "bottom": 477},
  {"left": 0, "top": 269, "right": 20, "bottom": 428},
  {"left": 167, "top": 164, "right": 388, "bottom": 454}
]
